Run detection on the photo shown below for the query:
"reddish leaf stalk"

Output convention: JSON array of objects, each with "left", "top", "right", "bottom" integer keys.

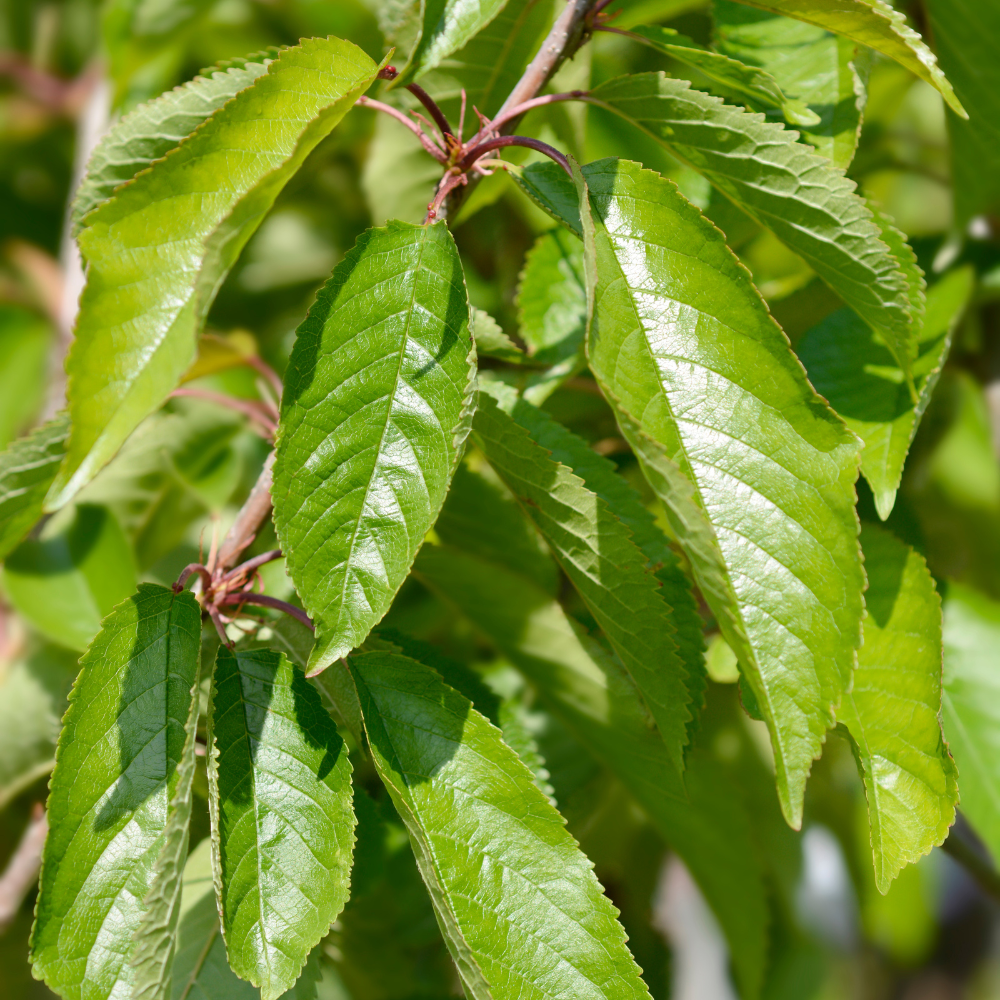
[{"left": 459, "top": 135, "right": 573, "bottom": 176}]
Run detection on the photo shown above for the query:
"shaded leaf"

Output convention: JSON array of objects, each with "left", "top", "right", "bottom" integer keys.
[
  {"left": 273, "top": 220, "right": 476, "bottom": 675},
  {"left": 798, "top": 266, "right": 974, "bottom": 519},
  {"left": 208, "top": 647, "right": 354, "bottom": 1000},
  {"left": 577, "top": 157, "right": 864, "bottom": 827},
  {"left": 472, "top": 307, "right": 525, "bottom": 363},
  {"left": 0, "top": 305, "right": 50, "bottom": 449},
  {"left": 349, "top": 648, "right": 652, "bottom": 1000},
  {"left": 30, "top": 585, "right": 201, "bottom": 1000},
  {"left": 49, "top": 37, "right": 380, "bottom": 509},
  {"left": 942, "top": 583, "right": 1000, "bottom": 867},
  {"left": 838, "top": 525, "right": 957, "bottom": 893}
]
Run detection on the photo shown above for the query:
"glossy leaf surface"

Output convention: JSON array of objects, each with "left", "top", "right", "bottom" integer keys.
[
  {"left": 349, "top": 648, "right": 652, "bottom": 1000},
  {"left": 942, "top": 584, "right": 1000, "bottom": 866},
  {"left": 838, "top": 526, "right": 957, "bottom": 893},
  {"left": 587, "top": 76, "right": 918, "bottom": 371},
  {"left": 723, "top": 0, "right": 963, "bottom": 116},
  {"left": 798, "top": 266, "right": 974, "bottom": 519},
  {"left": 50, "top": 37, "right": 380, "bottom": 509},
  {"left": 31, "top": 584, "right": 201, "bottom": 1000},
  {"left": 274, "top": 220, "right": 475, "bottom": 675},
  {"left": 209, "top": 647, "right": 354, "bottom": 1000},
  {"left": 578, "top": 157, "right": 864, "bottom": 826}
]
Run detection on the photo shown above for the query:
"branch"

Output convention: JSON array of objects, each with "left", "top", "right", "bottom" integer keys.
[
  {"left": 215, "top": 451, "right": 276, "bottom": 572},
  {"left": 0, "top": 806, "right": 47, "bottom": 931}
]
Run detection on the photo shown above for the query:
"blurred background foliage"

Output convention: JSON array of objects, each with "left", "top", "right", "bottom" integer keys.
[{"left": 1, "top": 1, "right": 999, "bottom": 999}]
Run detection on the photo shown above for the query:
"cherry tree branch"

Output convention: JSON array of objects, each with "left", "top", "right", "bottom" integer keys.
[
  {"left": 0, "top": 806, "right": 47, "bottom": 931},
  {"left": 215, "top": 451, "right": 276, "bottom": 572}
]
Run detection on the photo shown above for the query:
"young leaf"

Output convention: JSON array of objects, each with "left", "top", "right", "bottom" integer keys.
[
  {"left": 349, "top": 648, "right": 653, "bottom": 1000},
  {"left": 71, "top": 52, "right": 276, "bottom": 234},
  {"left": 48, "top": 37, "right": 380, "bottom": 509},
  {"left": 712, "top": 0, "right": 866, "bottom": 168},
  {"left": 942, "top": 583, "right": 1000, "bottom": 867},
  {"left": 273, "top": 220, "right": 476, "bottom": 675},
  {"left": 473, "top": 388, "right": 692, "bottom": 772},
  {"left": 208, "top": 647, "right": 355, "bottom": 1000},
  {"left": 0, "top": 413, "right": 68, "bottom": 561},
  {"left": 414, "top": 543, "right": 769, "bottom": 1000},
  {"left": 577, "top": 157, "right": 864, "bottom": 827},
  {"left": 838, "top": 526, "right": 958, "bottom": 893},
  {"left": 587, "top": 76, "right": 919, "bottom": 373},
  {"left": 798, "top": 266, "right": 974, "bottom": 519},
  {"left": 31, "top": 584, "right": 201, "bottom": 1000},
  {"left": 721, "top": 0, "right": 964, "bottom": 117}
]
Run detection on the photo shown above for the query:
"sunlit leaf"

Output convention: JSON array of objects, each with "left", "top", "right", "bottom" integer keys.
[{"left": 472, "top": 307, "right": 525, "bottom": 362}]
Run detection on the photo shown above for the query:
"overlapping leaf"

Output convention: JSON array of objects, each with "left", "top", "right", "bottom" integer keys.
[
  {"left": 712, "top": 0, "right": 865, "bottom": 168},
  {"left": 414, "top": 542, "right": 769, "bottom": 999},
  {"left": 48, "top": 36, "right": 380, "bottom": 509},
  {"left": 586, "top": 76, "right": 919, "bottom": 373},
  {"left": 799, "top": 266, "right": 974, "bottom": 519},
  {"left": 0, "top": 414, "right": 69, "bottom": 561},
  {"left": 942, "top": 583, "right": 1000, "bottom": 866},
  {"left": 31, "top": 584, "right": 201, "bottom": 1000},
  {"left": 349, "top": 648, "right": 653, "bottom": 1000},
  {"left": 208, "top": 647, "right": 355, "bottom": 1000},
  {"left": 723, "top": 0, "right": 964, "bottom": 116},
  {"left": 838, "top": 526, "right": 957, "bottom": 893},
  {"left": 575, "top": 157, "right": 864, "bottom": 826},
  {"left": 273, "top": 220, "right": 476, "bottom": 675},
  {"left": 0, "top": 304, "right": 50, "bottom": 449},
  {"left": 474, "top": 388, "right": 691, "bottom": 770}
]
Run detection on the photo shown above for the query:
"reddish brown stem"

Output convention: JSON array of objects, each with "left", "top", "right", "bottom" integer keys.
[
  {"left": 486, "top": 91, "right": 586, "bottom": 136},
  {"left": 220, "top": 549, "right": 283, "bottom": 585},
  {"left": 406, "top": 82, "right": 454, "bottom": 138},
  {"left": 356, "top": 95, "right": 448, "bottom": 162},
  {"left": 170, "top": 388, "right": 277, "bottom": 435},
  {"left": 459, "top": 136, "right": 572, "bottom": 176},
  {"left": 216, "top": 452, "right": 276, "bottom": 572},
  {"left": 174, "top": 563, "right": 213, "bottom": 593},
  {"left": 219, "top": 592, "right": 314, "bottom": 631}
]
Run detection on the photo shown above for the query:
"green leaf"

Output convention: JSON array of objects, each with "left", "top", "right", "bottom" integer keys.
[
  {"left": 942, "top": 583, "right": 1000, "bottom": 867},
  {"left": 3, "top": 504, "right": 137, "bottom": 651},
  {"left": 273, "top": 220, "right": 476, "bottom": 675},
  {"left": 414, "top": 543, "right": 769, "bottom": 1000},
  {"left": 722, "top": 0, "right": 964, "bottom": 117},
  {"left": 30, "top": 584, "right": 201, "bottom": 1000},
  {"left": 396, "top": 0, "right": 511, "bottom": 86},
  {"left": 473, "top": 388, "right": 692, "bottom": 772},
  {"left": 924, "top": 0, "right": 1000, "bottom": 225},
  {"left": 798, "top": 266, "right": 974, "bottom": 519},
  {"left": 577, "top": 157, "right": 864, "bottom": 827},
  {"left": 586, "top": 76, "right": 920, "bottom": 373},
  {"left": 48, "top": 37, "right": 380, "bottom": 510},
  {"left": 208, "top": 647, "right": 355, "bottom": 1000},
  {"left": 712, "top": 0, "right": 865, "bottom": 168},
  {"left": 349, "top": 648, "right": 652, "bottom": 1000},
  {"left": 472, "top": 307, "right": 525, "bottom": 363},
  {"left": 838, "top": 525, "right": 957, "bottom": 893},
  {"left": 0, "top": 413, "right": 69, "bottom": 562},
  {"left": 71, "top": 51, "right": 276, "bottom": 235},
  {"left": 0, "top": 305, "right": 50, "bottom": 449},
  {"left": 628, "top": 23, "right": 820, "bottom": 126}
]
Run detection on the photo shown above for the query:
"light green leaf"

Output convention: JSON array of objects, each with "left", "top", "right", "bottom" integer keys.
[
  {"left": 838, "top": 525, "right": 957, "bottom": 893},
  {"left": 30, "top": 584, "right": 201, "bottom": 1000},
  {"left": 208, "top": 647, "right": 355, "bottom": 1000},
  {"left": 414, "top": 543, "right": 769, "bottom": 1000},
  {"left": 628, "top": 23, "right": 820, "bottom": 126},
  {"left": 722, "top": 0, "right": 964, "bottom": 116},
  {"left": 0, "top": 413, "right": 69, "bottom": 562},
  {"left": 273, "top": 220, "right": 476, "bottom": 675},
  {"left": 798, "top": 266, "right": 974, "bottom": 519},
  {"left": 712, "top": 0, "right": 865, "bottom": 168},
  {"left": 48, "top": 37, "right": 380, "bottom": 510},
  {"left": 577, "top": 157, "right": 864, "bottom": 827},
  {"left": 586, "top": 76, "right": 919, "bottom": 373},
  {"left": 0, "top": 305, "right": 50, "bottom": 449},
  {"left": 924, "top": 0, "right": 1000, "bottom": 226},
  {"left": 71, "top": 51, "right": 276, "bottom": 235},
  {"left": 942, "top": 583, "right": 1000, "bottom": 867},
  {"left": 396, "top": 0, "right": 511, "bottom": 86},
  {"left": 472, "top": 307, "right": 525, "bottom": 362},
  {"left": 474, "top": 389, "right": 692, "bottom": 771},
  {"left": 3, "top": 504, "right": 137, "bottom": 651},
  {"left": 349, "top": 648, "right": 652, "bottom": 1000}
]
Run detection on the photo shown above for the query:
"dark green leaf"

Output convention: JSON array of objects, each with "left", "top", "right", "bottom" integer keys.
[
  {"left": 577, "top": 157, "right": 864, "bottom": 826},
  {"left": 838, "top": 525, "right": 957, "bottom": 892},
  {"left": 208, "top": 647, "right": 355, "bottom": 1000},
  {"left": 273, "top": 220, "right": 476, "bottom": 675},
  {"left": 48, "top": 37, "right": 380, "bottom": 509},
  {"left": 350, "top": 648, "right": 653, "bottom": 1000},
  {"left": 31, "top": 584, "right": 201, "bottom": 1000}
]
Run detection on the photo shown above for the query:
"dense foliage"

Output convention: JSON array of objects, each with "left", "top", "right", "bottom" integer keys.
[{"left": 1, "top": 1, "right": 999, "bottom": 999}]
